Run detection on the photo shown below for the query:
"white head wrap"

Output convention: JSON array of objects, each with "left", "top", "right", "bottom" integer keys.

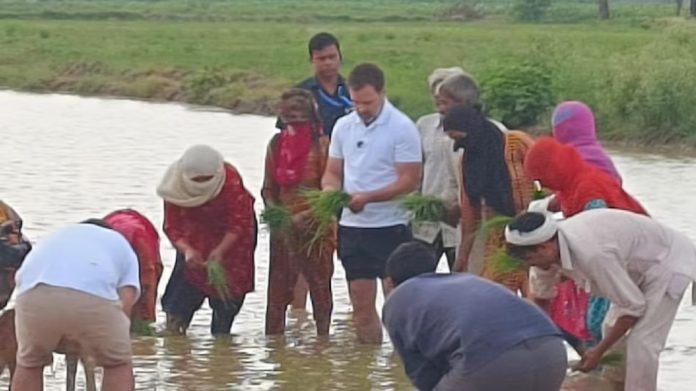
[
  {"left": 157, "top": 145, "right": 226, "bottom": 208},
  {"left": 505, "top": 211, "right": 559, "bottom": 246}
]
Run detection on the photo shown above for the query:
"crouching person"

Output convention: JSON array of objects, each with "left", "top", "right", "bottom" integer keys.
[
  {"left": 0, "top": 199, "right": 32, "bottom": 309},
  {"left": 505, "top": 209, "right": 696, "bottom": 391},
  {"left": 382, "top": 242, "right": 566, "bottom": 391},
  {"left": 105, "top": 209, "right": 164, "bottom": 328},
  {"left": 12, "top": 219, "right": 140, "bottom": 391}
]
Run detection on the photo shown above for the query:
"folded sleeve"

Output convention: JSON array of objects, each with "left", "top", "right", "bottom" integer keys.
[
  {"left": 328, "top": 120, "right": 346, "bottom": 159},
  {"left": 395, "top": 121, "right": 423, "bottom": 163}
]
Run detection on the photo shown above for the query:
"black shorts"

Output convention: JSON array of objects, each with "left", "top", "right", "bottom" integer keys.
[{"left": 337, "top": 224, "right": 412, "bottom": 281}]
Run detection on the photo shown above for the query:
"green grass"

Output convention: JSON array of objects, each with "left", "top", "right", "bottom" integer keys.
[{"left": 0, "top": 0, "right": 695, "bottom": 142}]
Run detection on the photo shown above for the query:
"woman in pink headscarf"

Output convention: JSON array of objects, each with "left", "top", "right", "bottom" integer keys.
[
  {"left": 552, "top": 101, "right": 622, "bottom": 184},
  {"left": 543, "top": 102, "right": 637, "bottom": 353}
]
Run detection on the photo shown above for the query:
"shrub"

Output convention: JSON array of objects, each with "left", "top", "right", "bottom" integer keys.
[
  {"left": 183, "top": 68, "right": 230, "bottom": 102},
  {"left": 481, "top": 61, "right": 554, "bottom": 129},
  {"left": 438, "top": 0, "right": 483, "bottom": 21},
  {"left": 600, "top": 24, "right": 696, "bottom": 142},
  {"left": 513, "top": 0, "right": 552, "bottom": 22}
]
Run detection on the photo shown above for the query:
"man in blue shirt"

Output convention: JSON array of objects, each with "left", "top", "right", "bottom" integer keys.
[
  {"left": 277, "top": 32, "right": 352, "bottom": 137},
  {"left": 382, "top": 242, "right": 567, "bottom": 391}
]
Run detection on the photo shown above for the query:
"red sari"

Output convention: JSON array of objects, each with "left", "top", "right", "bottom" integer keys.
[
  {"left": 104, "top": 209, "right": 163, "bottom": 322},
  {"left": 261, "top": 127, "right": 334, "bottom": 335},
  {"left": 525, "top": 137, "right": 647, "bottom": 216},
  {"left": 163, "top": 164, "right": 255, "bottom": 300}
]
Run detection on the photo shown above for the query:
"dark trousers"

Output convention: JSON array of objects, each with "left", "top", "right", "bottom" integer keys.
[
  {"left": 417, "top": 232, "right": 456, "bottom": 271},
  {"left": 434, "top": 336, "right": 567, "bottom": 391},
  {"left": 162, "top": 251, "right": 245, "bottom": 335}
]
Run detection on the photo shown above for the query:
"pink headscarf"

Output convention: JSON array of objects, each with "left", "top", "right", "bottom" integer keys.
[{"left": 552, "top": 101, "right": 622, "bottom": 184}]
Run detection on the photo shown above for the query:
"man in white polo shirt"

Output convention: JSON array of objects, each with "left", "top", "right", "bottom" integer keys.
[
  {"left": 12, "top": 219, "right": 140, "bottom": 391},
  {"left": 322, "top": 63, "right": 422, "bottom": 344}
]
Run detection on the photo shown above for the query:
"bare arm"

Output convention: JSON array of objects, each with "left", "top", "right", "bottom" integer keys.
[
  {"left": 596, "top": 315, "right": 638, "bottom": 354},
  {"left": 118, "top": 286, "right": 139, "bottom": 318},
  {"left": 577, "top": 315, "right": 638, "bottom": 372},
  {"left": 321, "top": 157, "right": 344, "bottom": 192}
]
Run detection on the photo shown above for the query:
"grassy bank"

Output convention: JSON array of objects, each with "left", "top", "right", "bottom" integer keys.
[{"left": 1, "top": 0, "right": 696, "bottom": 143}]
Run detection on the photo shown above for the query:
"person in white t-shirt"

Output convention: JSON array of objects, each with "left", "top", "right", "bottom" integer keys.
[
  {"left": 322, "top": 63, "right": 422, "bottom": 344},
  {"left": 12, "top": 219, "right": 140, "bottom": 391}
]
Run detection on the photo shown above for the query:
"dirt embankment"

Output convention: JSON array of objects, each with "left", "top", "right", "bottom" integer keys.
[{"left": 21, "top": 61, "right": 288, "bottom": 116}]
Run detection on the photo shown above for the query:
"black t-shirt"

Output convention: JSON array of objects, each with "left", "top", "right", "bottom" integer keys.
[{"left": 275, "top": 76, "right": 353, "bottom": 138}]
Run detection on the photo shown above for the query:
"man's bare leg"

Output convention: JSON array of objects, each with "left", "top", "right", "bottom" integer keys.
[
  {"left": 102, "top": 362, "right": 135, "bottom": 391},
  {"left": 11, "top": 365, "right": 43, "bottom": 391},
  {"left": 348, "top": 279, "right": 382, "bottom": 344}
]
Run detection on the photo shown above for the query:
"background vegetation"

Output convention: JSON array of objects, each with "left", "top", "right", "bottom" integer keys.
[{"left": 1, "top": 0, "right": 696, "bottom": 143}]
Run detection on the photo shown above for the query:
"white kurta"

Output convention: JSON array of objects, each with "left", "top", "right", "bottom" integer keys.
[
  {"left": 412, "top": 113, "right": 461, "bottom": 248},
  {"left": 529, "top": 209, "right": 696, "bottom": 391}
]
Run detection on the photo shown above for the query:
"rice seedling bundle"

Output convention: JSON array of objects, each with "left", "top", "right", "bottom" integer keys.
[
  {"left": 207, "top": 260, "right": 229, "bottom": 301},
  {"left": 478, "top": 215, "right": 515, "bottom": 236},
  {"left": 303, "top": 189, "right": 350, "bottom": 255},
  {"left": 401, "top": 194, "right": 445, "bottom": 222},
  {"left": 131, "top": 319, "right": 157, "bottom": 337},
  {"left": 260, "top": 204, "right": 292, "bottom": 232},
  {"left": 489, "top": 248, "right": 525, "bottom": 275},
  {"left": 599, "top": 352, "right": 624, "bottom": 366}
]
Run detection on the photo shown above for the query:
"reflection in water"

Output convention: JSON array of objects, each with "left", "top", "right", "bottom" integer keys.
[{"left": 0, "top": 91, "right": 694, "bottom": 390}]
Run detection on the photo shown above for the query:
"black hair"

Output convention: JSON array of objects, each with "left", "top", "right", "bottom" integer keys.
[
  {"left": 308, "top": 32, "right": 341, "bottom": 59},
  {"left": 348, "top": 63, "right": 385, "bottom": 92},
  {"left": 505, "top": 212, "right": 551, "bottom": 259},
  {"left": 386, "top": 241, "right": 437, "bottom": 286},
  {"left": 80, "top": 218, "right": 113, "bottom": 230}
]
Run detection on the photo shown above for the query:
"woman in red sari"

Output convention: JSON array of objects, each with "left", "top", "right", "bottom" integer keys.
[
  {"left": 262, "top": 89, "right": 334, "bottom": 336},
  {"left": 157, "top": 145, "right": 256, "bottom": 335},
  {"left": 104, "top": 209, "right": 163, "bottom": 325},
  {"left": 524, "top": 136, "right": 648, "bottom": 351}
]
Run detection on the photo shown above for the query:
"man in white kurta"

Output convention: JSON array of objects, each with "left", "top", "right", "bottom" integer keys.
[
  {"left": 504, "top": 209, "right": 696, "bottom": 391},
  {"left": 412, "top": 112, "right": 461, "bottom": 269}
]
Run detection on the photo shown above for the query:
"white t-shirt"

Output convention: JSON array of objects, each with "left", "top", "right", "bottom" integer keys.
[
  {"left": 329, "top": 99, "right": 422, "bottom": 228},
  {"left": 16, "top": 223, "right": 141, "bottom": 301}
]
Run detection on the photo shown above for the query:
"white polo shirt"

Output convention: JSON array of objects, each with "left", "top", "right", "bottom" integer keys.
[
  {"left": 16, "top": 223, "right": 141, "bottom": 301},
  {"left": 329, "top": 99, "right": 422, "bottom": 228}
]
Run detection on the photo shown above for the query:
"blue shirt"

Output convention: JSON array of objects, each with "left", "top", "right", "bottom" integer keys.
[{"left": 382, "top": 273, "right": 560, "bottom": 391}]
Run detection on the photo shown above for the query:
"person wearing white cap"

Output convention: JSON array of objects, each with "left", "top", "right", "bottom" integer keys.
[{"left": 504, "top": 209, "right": 696, "bottom": 391}]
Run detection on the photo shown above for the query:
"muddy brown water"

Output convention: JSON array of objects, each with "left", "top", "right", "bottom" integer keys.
[{"left": 0, "top": 91, "right": 694, "bottom": 390}]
